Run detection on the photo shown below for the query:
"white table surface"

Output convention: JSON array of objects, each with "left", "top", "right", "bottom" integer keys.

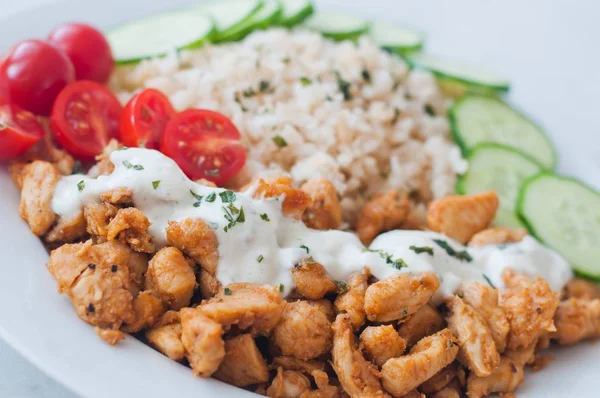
[{"left": 0, "top": 0, "right": 599, "bottom": 397}]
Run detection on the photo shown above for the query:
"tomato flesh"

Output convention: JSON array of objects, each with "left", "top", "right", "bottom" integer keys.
[
  {"left": 0, "top": 103, "right": 44, "bottom": 161},
  {"left": 51, "top": 81, "right": 122, "bottom": 159},
  {"left": 120, "top": 89, "right": 175, "bottom": 150},
  {"left": 161, "top": 109, "right": 246, "bottom": 185}
]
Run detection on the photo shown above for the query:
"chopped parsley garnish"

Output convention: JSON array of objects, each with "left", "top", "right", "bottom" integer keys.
[
  {"left": 300, "top": 77, "right": 312, "bottom": 86},
  {"left": 392, "top": 108, "right": 402, "bottom": 124},
  {"left": 219, "top": 190, "right": 236, "bottom": 203},
  {"left": 224, "top": 287, "right": 232, "bottom": 296},
  {"left": 335, "top": 280, "right": 349, "bottom": 294},
  {"left": 361, "top": 68, "right": 371, "bottom": 82},
  {"left": 77, "top": 180, "right": 85, "bottom": 192},
  {"left": 234, "top": 93, "right": 248, "bottom": 112},
  {"left": 257, "top": 254, "right": 264, "bottom": 263},
  {"left": 205, "top": 169, "right": 220, "bottom": 177},
  {"left": 282, "top": 57, "right": 291, "bottom": 63},
  {"left": 272, "top": 135, "right": 288, "bottom": 148},
  {"left": 362, "top": 248, "right": 408, "bottom": 270},
  {"left": 482, "top": 274, "right": 496, "bottom": 288},
  {"left": 424, "top": 104, "right": 436, "bottom": 116},
  {"left": 205, "top": 192, "right": 217, "bottom": 203},
  {"left": 152, "top": 180, "right": 161, "bottom": 190},
  {"left": 122, "top": 160, "right": 144, "bottom": 170},
  {"left": 259, "top": 80, "right": 270, "bottom": 92},
  {"left": 335, "top": 72, "right": 352, "bottom": 101},
  {"left": 193, "top": 202, "right": 202, "bottom": 208},
  {"left": 409, "top": 245, "right": 434, "bottom": 256},
  {"left": 379, "top": 171, "right": 389, "bottom": 180},
  {"left": 243, "top": 87, "right": 257, "bottom": 97},
  {"left": 401, "top": 309, "right": 409, "bottom": 317},
  {"left": 433, "top": 239, "right": 473, "bottom": 262},
  {"left": 222, "top": 204, "right": 246, "bottom": 232},
  {"left": 278, "top": 284, "right": 284, "bottom": 293},
  {"left": 300, "top": 245, "right": 310, "bottom": 254},
  {"left": 190, "top": 190, "right": 203, "bottom": 201},
  {"left": 260, "top": 213, "right": 270, "bottom": 222}
]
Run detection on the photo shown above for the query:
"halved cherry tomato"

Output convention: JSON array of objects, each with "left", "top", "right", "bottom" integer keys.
[
  {"left": 0, "top": 103, "right": 44, "bottom": 161},
  {"left": 160, "top": 109, "right": 246, "bottom": 185},
  {"left": 120, "top": 89, "right": 175, "bottom": 149},
  {"left": 50, "top": 80, "right": 122, "bottom": 159}
]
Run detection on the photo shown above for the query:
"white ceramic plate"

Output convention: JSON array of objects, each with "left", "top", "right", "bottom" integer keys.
[{"left": 0, "top": 0, "right": 598, "bottom": 397}]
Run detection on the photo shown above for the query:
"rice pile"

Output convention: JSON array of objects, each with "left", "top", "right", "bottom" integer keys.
[{"left": 110, "top": 28, "right": 467, "bottom": 226}]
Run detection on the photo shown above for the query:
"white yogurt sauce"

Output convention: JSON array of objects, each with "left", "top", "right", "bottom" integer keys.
[{"left": 52, "top": 148, "right": 573, "bottom": 298}]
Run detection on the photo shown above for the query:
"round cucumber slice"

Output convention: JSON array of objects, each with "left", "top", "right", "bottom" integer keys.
[
  {"left": 404, "top": 53, "right": 510, "bottom": 95},
  {"left": 279, "top": 0, "right": 315, "bottom": 27},
  {"left": 216, "top": 0, "right": 282, "bottom": 42},
  {"left": 303, "top": 11, "right": 370, "bottom": 41},
  {"left": 107, "top": 11, "right": 215, "bottom": 64},
  {"left": 517, "top": 173, "right": 600, "bottom": 280},
  {"left": 370, "top": 21, "right": 425, "bottom": 54},
  {"left": 194, "top": 0, "right": 264, "bottom": 40},
  {"left": 457, "top": 143, "right": 544, "bottom": 229},
  {"left": 449, "top": 95, "right": 556, "bottom": 169}
]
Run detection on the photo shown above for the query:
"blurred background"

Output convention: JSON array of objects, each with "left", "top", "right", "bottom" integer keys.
[{"left": 0, "top": 0, "right": 598, "bottom": 396}]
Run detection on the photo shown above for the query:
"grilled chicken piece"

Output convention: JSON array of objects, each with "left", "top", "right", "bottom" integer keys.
[
  {"left": 106, "top": 207, "right": 155, "bottom": 253},
  {"left": 166, "top": 218, "right": 219, "bottom": 275},
  {"left": 359, "top": 325, "right": 406, "bottom": 367},
  {"left": 122, "top": 290, "right": 165, "bottom": 333},
  {"left": 468, "top": 227, "right": 527, "bottom": 248},
  {"left": 83, "top": 202, "right": 117, "bottom": 238},
  {"left": 267, "top": 368, "right": 312, "bottom": 398},
  {"left": 301, "top": 178, "right": 342, "bottom": 230},
  {"left": 214, "top": 334, "right": 270, "bottom": 387},
  {"left": 356, "top": 191, "right": 410, "bottom": 245},
  {"left": 552, "top": 297, "right": 600, "bottom": 345},
  {"left": 292, "top": 260, "right": 337, "bottom": 300},
  {"left": 397, "top": 304, "right": 445, "bottom": 348},
  {"left": 45, "top": 211, "right": 87, "bottom": 243},
  {"left": 145, "top": 247, "right": 196, "bottom": 310},
  {"left": 180, "top": 307, "right": 225, "bottom": 377},
  {"left": 253, "top": 176, "right": 312, "bottom": 220},
  {"left": 19, "top": 160, "right": 59, "bottom": 236},
  {"left": 334, "top": 269, "right": 370, "bottom": 330},
  {"left": 146, "top": 311, "right": 185, "bottom": 361}
]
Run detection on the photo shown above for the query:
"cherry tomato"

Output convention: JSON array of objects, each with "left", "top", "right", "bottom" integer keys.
[
  {"left": 50, "top": 81, "right": 122, "bottom": 159},
  {"left": 160, "top": 109, "right": 246, "bottom": 185},
  {"left": 120, "top": 89, "right": 175, "bottom": 149},
  {"left": 0, "top": 40, "right": 75, "bottom": 116},
  {"left": 48, "top": 23, "right": 114, "bottom": 83},
  {"left": 0, "top": 103, "right": 44, "bottom": 161}
]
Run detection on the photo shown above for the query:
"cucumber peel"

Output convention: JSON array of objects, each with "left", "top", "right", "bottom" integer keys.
[
  {"left": 215, "top": 0, "right": 282, "bottom": 42},
  {"left": 370, "top": 20, "right": 425, "bottom": 54},
  {"left": 194, "top": 0, "right": 264, "bottom": 41},
  {"left": 279, "top": 0, "right": 315, "bottom": 27},
  {"left": 303, "top": 11, "right": 370, "bottom": 41}
]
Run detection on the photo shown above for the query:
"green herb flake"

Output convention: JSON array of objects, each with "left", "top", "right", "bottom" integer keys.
[
  {"left": 361, "top": 68, "right": 371, "bottom": 82},
  {"left": 282, "top": 57, "right": 291, "bottom": 64},
  {"left": 482, "top": 274, "right": 496, "bottom": 288},
  {"left": 257, "top": 254, "right": 264, "bottom": 263},
  {"left": 409, "top": 245, "right": 434, "bottom": 256},
  {"left": 259, "top": 80, "right": 270, "bottom": 92},
  {"left": 392, "top": 108, "right": 402, "bottom": 124},
  {"left": 260, "top": 213, "right": 270, "bottom": 222},
  {"left": 224, "top": 287, "right": 232, "bottom": 296},
  {"left": 205, "top": 192, "right": 217, "bottom": 203},
  {"left": 219, "top": 190, "right": 236, "bottom": 203},
  {"left": 424, "top": 104, "right": 436, "bottom": 117},
  {"left": 300, "top": 245, "right": 310, "bottom": 254},
  {"left": 193, "top": 201, "right": 202, "bottom": 208},
  {"left": 243, "top": 87, "right": 257, "bottom": 97},
  {"left": 362, "top": 248, "right": 408, "bottom": 269},
  {"left": 401, "top": 309, "right": 408, "bottom": 317},
  {"left": 335, "top": 280, "right": 349, "bottom": 294},
  {"left": 278, "top": 284, "right": 284, "bottom": 293},
  {"left": 190, "top": 190, "right": 203, "bottom": 201},
  {"left": 223, "top": 205, "right": 245, "bottom": 232},
  {"left": 122, "top": 160, "right": 144, "bottom": 170},
  {"left": 152, "top": 180, "right": 161, "bottom": 190},
  {"left": 433, "top": 239, "right": 473, "bottom": 262},
  {"left": 272, "top": 135, "right": 288, "bottom": 148},
  {"left": 300, "top": 77, "right": 312, "bottom": 86},
  {"left": 335, "top": 72, "right": 352, "bottom": 101},
  {"left": 77, "top": 180, "right": 85, "bottom": 192},
  {"left": 379, "top": 171, "right": 389, "bottom": 180}
]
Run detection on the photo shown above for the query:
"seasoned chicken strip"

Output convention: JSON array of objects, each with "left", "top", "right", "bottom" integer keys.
[
  {"left": 427, "top": 191, "right": 499, "bottom": 244},
  {"left": 431, "top": 379, "right": 462, "bottom": 398},
  {"left": 359, "top": 325, "right": 406, "bottom": 367},
  {"left": 299, "top": 370, "right": 341, "bottom": 398},
  {"left": 83, "top": 202, "right": 117, "bottom": 238},
  {"left": 122, "top": 290, "right": 165, "bottom": 333},
  {"left": 331, "top": 314, "right": 389, "bottom": 398},
  {"left": 397, "top": 304, "right": 445, "bottom": 348},
  {"left": 106, "top": 207, "right": 155, "bottom": 253},
  {"left": 95, "top": 328, "right": 125, "bottom": 345},
  {"left": 200, "top": 283, "right": 285, "bottom": 335},
  {"left": 459, "top": 281, "right": 509, "bottom": 353},
  {"left": 180, "top": 307, "right": 225, "bottom": 377},
  {"left": 419, "top": 363, "right": 458, "bottom": 395},
  {"left": 466, "top": 357, "right": 524, "bottom": 398},
  {"left": 254, "top": 176, "right": 313, "bottom": 220},
  {"left": 19, "top": 161, "right": 59, "bottom": 236},
  {"left": 272, "top": 300, "right": 333, "bottom": 361},
  {"left": 301, "top": 178, "right": 342, "bottom": 230},
  {"left": 146, "top": 311, "right": 185, "bottom": 361},
  {"left": 267, "top": 368, "right": 312, "bottom": 398},
  {"left": 468, "top": 227, "right": 527, "bottom": 247},
  {"left": 45, "top": 211, "right": 87, "bottom": 243},
  {"left": 334, "top": 268, "right": 370, "bottom": 330},
  {"left": 356, "top": 191, "right": 410, "bottom": 245},
  {"left": 145, "top": 247, "right": 196, "bottom": 310},
  {"left": 166, "top": 218, "right": 219, "bottom": 275},
  {"left": 213, "top": 334, "right": 270, "bottom": 387},
  {"left": 272, "top": 357, "right": 326, "bottom": 374},
  {"left": 563, "top": 278, "right": 600, "bottom": 300},
  {"left": 445, "top": 296, "right": 500, "bottom": 377},
  {"left": 552, "top": 297, "right": 600, "bottom": 345},
  {"left": 292, "top": 260, "right": 337, "bottom": 300},
  {"left": 198, "top": 269, "right": 221, "bottom": 299},
  {"left": 364, "top": 272, "right": 439, "bottom": 322},
  {"left": 381, "top": 329, "right": 458, "bottom": 397}
]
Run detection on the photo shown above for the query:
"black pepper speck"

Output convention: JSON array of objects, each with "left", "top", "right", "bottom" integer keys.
[
  {"left": 88, "top": 263, "right": 96, "bottom": 270},
  {"left": 87, "top": 304, "right": 95, "bottom": 313},
  {"left": 111, "top": 265, "right": 118, "bottom": 272}
]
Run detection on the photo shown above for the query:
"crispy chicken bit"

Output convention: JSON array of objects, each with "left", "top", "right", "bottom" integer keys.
[
  {"left": 18, "top": 134, "right": 75, "bottom": 176},
  {"left": 466, "top": 357, "right": 524, "bottom": 398},
  {"left": 180, "top": 307, "right": 225, "bottom": 377},
  {"left": 198, "top": 270, "right": 221, "bottom": 299},
  {"left": 500, "top": 269, "right": 559, "bottom": 350},
  {"left": 213, "top": 334, "right": 270, "bottom": 387},
  {"left": 419, "top": 363, "right": 458, "bottom": 395},
  {"left": 254, "top": 176, "right": 313, "bottom": 220},
  {"left": 83, "top": 202, "right": 117, "bottom": 238},
  {"left": 400, "top": 391, "right": 424, "bottom": 398},
  {"left": 397, "top": 304, "right": 445, "bottom": 348},
  {"left": 145, "top": 247, "right": 196, "bottom": 310},
  {"left": 100, "top": 187, "right": 134, "bottom": 205},
  {"left": 300, "top": 370, "right": 341, "bottom": 398},
  {"left": 122, "top": 291, "right": 165, "bottom": 333},
  {"left": 427, "top": 191, "right": 499, "bottom": 244},
  {"left": 95, "top": 327, "right": 126, "bottom": 345},
  {"left": 331, "top": 314, "right": 389, "bottom": 398},
  {"left": 106, "top": 207, "right": 155, "bottom": 253},
  {"left": 166, "top": 218, "right": 219, "bottom": 275},
  {"left": 381, "top": 329, "right": 458, "bottom": 397},
  {"left": 267, "top": 368, "right": 312, "bottom": 398},
  {"left": 468, "top": 227, "right": 527, "bottom": 248},
  {"left": 552, "top": 298, "right": 600, "bottom": 345},
  {"left": 292, "top": 260, "right": 337, "bottom": 300},
  {"left": 200, "top": 283, "right": 285, "bottom": 335},
  {"left": 356, "top": 191, "right": 410, "bottom": 245},
  {"left": 272, "top": 300, "right": 333, "bottom": 361},
  {"left": 19, "top": 161, "right": 59, "bottom": 236},
  {"left": 45, "top": 211, "right": 87, "bottom": 243},
  {"left": 563, "top": 278, "right": 600, "bottom": 300},
  {"left": 301, "top": 178, "right": 342, "bottom": 230},
  {"left": 146, "top": 311, "right": 185, "bottom": 361},
  {"left": 445, "top": 296, "right": 500, "bottom": 377},
  {"left": 364, "top": 272, "right": 439, "bottom": 322},
  {"left": 459, "top": 281, "right": 509, "bottom": 353},
  {"left": 359, "top": 325, "right": 406, "bottom": 367},
  {"left": 89, "top": 139, "right": 121, "bottom": 177},
  {"left": 47, "top": 241, "right": 93, "bottom": 293},
  {"left": 431, "top": 379, "right": 462, "bottom": 398},
  {"left": 334, "top": 269, "right": 370, "bottom": 330},
  {"left": 272, "top": 357, "right": 327, "bottom": 374}
]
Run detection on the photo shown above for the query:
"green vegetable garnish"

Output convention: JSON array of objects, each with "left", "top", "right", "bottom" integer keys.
[
  {"left": 219, "top": 190, "right": 236, "bottom": 203},
  {"left": 205, "top": 192, "right": 217, "bottom": 203},
  {"left": 77, "top": 180, "right": 85, "bottom": 192},
  {"left": 409, "top": 245, "right": 434, "bottom": 256},
  {"left": 433, "top": 239, "right": 472, "bottom": 262},
  {"left": 152, "top": 180, "right": 161, "bottom": 190},
  {"left": 272, "top": 135, "right": 288, "bottom": 148}
]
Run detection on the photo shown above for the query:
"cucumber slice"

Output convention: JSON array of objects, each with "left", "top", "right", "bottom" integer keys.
[
  {"left": 279, "top": 0, "right": 315, "bottom": 27},
  {"left": 216, "top": 0, "right": 282, "bottom": 42},
  {"left": 517, "top": 173, "right": 600, "bottom": 280},
  {"left": 107, "top": 11, "right": 215, "bottom": 64},
  {"left": 194, "top": 0, "right": 264, "bottom": 41},
  {"left": 449, "top": 95, "right": 556, "bottom": 169},
  {"left": 457, "top": 143, "right": 544, "bottom": 229},
  {"left": 370, "top": 21, "right": 425, "bottom": 54},
  {"left": 404, "top": 53, "right": 510, "bottom": 96},
  {"left": 303, "top": 11, "right": 370, "bottom": 41}
]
